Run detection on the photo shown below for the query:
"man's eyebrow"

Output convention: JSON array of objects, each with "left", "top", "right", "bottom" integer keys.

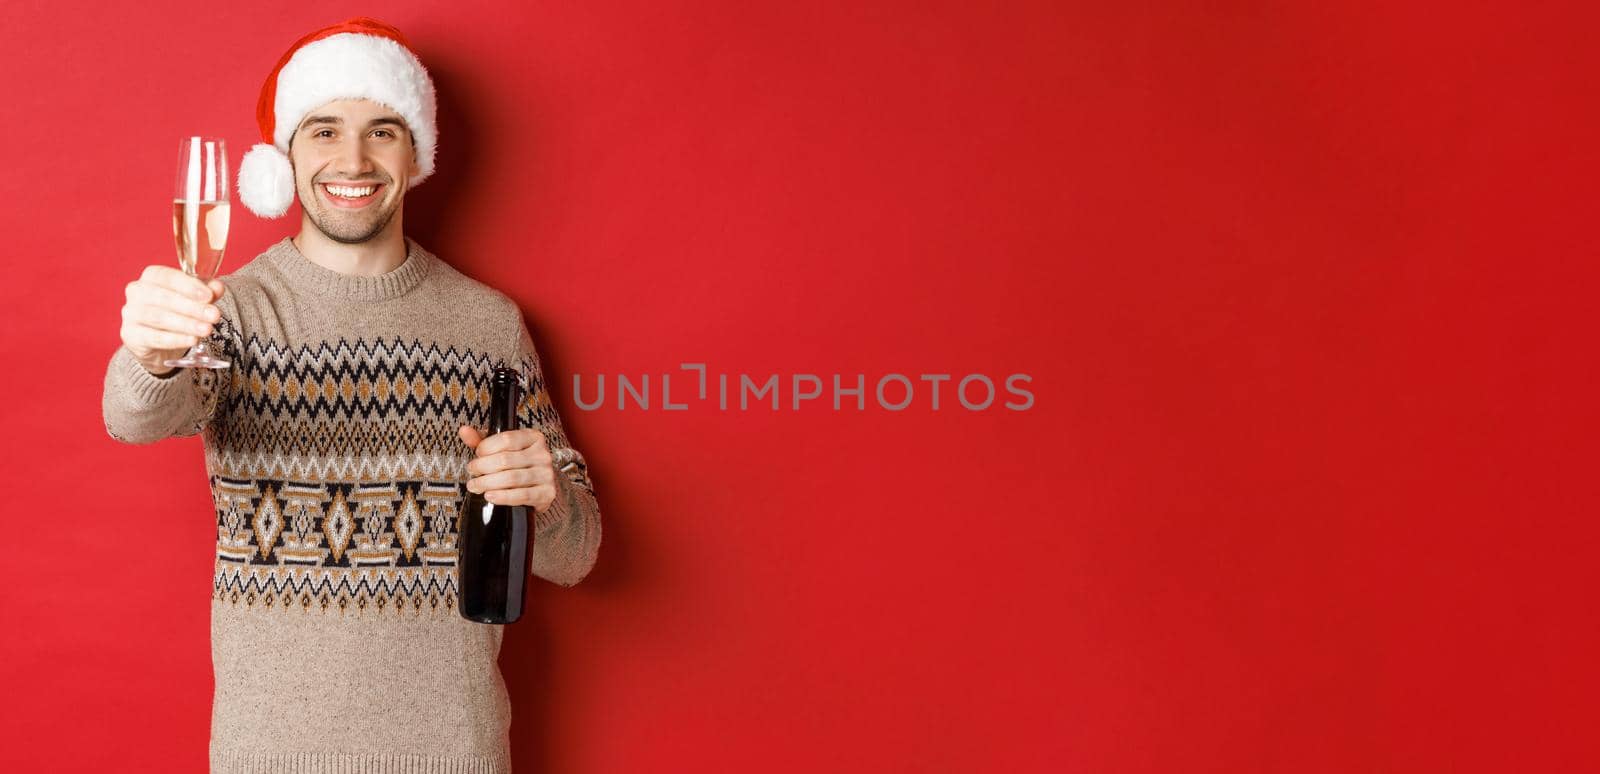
[{"left": 297, "top": 115, "right": 408, "bottom": 131}]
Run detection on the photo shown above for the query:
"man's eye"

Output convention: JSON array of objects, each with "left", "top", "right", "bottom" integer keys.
[
  {"left": 314, "top": 129, "right": 334, "bottom": 138},
  {"left": 373, "top": 129, "right": 394, "bottom": 138}
]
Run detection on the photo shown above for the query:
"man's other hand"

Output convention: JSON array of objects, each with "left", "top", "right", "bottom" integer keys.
[{"left": 458, "top": 425, "right": 560, "bottom": 513}]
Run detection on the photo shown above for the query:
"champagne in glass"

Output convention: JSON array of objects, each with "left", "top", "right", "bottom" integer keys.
[{"left": 165, "top": 137, "right": 231, "bottom": 369}]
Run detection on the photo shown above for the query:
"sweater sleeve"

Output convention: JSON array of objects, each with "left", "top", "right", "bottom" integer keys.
[
  {"left": 514, "top": 319, "right": 603, "bottom": 588},
  {"left": 101, "top": 313, "right": 239, "bottom": 445}
]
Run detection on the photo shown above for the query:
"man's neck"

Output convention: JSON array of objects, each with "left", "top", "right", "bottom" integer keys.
[{"left": 292, "top": 218, "right": 408, "bottom": 277}]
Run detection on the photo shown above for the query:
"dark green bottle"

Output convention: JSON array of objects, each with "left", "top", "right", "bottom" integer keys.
[{"left": 458, "top": 367, "right": 532, "bottom": 624}]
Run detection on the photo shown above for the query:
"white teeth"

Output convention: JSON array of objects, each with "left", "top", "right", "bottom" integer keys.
[{"left": 325, "top": 184, "right": 377, "bottom": 198}]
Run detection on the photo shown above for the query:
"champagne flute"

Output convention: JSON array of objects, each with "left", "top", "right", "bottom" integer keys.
[{"left": 165, "top": 137, "right": 232, "bottom": 369}]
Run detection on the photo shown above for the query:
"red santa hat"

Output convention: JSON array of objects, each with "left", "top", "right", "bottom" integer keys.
[{"left": 236, "top": 17, "right": 438, "bottom": 218}]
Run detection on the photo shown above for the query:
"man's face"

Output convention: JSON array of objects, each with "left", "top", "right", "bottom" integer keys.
[{"left": 289, "top": 98, "right": 420, "bottom": 244}]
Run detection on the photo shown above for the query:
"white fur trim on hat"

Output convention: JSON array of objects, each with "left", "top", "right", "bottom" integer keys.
[{"left": 237, "top": 143, "right": 295, "bottom": 218}]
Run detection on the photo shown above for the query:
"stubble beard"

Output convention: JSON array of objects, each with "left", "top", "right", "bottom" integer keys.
[{"left": 303, "top": 185, "right": 401, "bottom": 244}]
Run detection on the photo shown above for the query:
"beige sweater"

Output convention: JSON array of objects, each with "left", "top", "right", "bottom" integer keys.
[{"left": 102, "top": 236, "right": 602, "bottom": 774}]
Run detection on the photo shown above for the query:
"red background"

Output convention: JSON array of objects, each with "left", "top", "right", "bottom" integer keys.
[{"left": 2, "top": 1, "right": 1596, "bottom": 772}]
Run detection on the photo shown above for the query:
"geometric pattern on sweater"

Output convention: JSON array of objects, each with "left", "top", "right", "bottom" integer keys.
[
  {"left": 206, "top": 331, "right": 594, "bottom": 612},
  {"left": 224, "top": 335, "right": 501, "bottom": 421},
  {"left": 211, "top": 476, "right": 467, "bottom": 614},
  {"left": 213, "top": 563, "right": 459, "bottom": 616},
  {"left": 207, "top": 333, "right": 592, "bottom": 485},
  {"left": 213, "top": 478, "right": 466, "bottom": 566}
]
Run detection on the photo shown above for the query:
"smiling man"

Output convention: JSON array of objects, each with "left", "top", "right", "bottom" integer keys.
[
  {"left": 100, "top": 17, "right": 601, "bottom": 774},
  {"left": 294, "top": 103, "right": 412, "bottom": 246}
]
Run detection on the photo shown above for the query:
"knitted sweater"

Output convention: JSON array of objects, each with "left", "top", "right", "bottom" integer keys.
[{"left": 101, "top": 236, "right": 603, "bottom": 774}]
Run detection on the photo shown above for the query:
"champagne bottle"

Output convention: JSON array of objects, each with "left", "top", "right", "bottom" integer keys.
[{"left": 458, "top": 367, "right": 533, "bottom": 624}]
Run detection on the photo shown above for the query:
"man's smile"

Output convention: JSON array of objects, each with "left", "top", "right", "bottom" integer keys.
[{"left": 319, "top": 181, "right": 385, "bottom": 208}]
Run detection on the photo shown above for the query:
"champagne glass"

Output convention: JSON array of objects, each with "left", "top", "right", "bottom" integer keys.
[{"left": 165, "top": 137, "right": 232, "bottom": 369}]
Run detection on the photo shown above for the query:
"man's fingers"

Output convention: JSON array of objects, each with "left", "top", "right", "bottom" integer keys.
[
  {"left": 467, "top": 467, "right": 553, "bottom": 494},
  {"left": 208, "top": 279, "right": 227, "bottom": 299},
  {"left": 128, "top": 304, "right": 214, "bottom": 337},
  {"left": 467, "top": 468, "right": 536, "bottom": 493},
  {"left": 140, "top": 265, "right": 213, "bottom": 301},
  {"left": 119, "top": 268, "right": 220, "bottom": 364},
  {"left": 125, "top": 325, "right": 199, "bottom": 351},
  {"left": 127, "top": 284, "right": 219, "bottom": 327},
  {"left": 466, "top": 447, "right": 550, "bottom": 477},
  {"left": 474, "top": 428, "right": 546, "bottom": 457},
  {"left": 487, "top": 486, "right": 559, "bottom": 512},
  {"left": 458, "top": 425, "right": 485, "bottom": 449}
]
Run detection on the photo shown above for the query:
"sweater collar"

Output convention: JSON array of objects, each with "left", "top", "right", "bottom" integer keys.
[{"left": 265, "top": 236, "right": 434, "bottom": 301}]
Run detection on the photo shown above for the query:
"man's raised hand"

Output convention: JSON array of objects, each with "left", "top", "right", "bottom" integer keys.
[{"left": 120, "top": 265, "right": 225, "bottom": 376}]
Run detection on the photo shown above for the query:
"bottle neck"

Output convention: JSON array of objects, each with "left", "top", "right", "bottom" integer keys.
[{"left": 487, "top": 370, "right": 523, "bottom": 435}]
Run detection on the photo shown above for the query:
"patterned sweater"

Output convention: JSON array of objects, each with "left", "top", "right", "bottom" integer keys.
[{"left": 101, "top": 236, "right": 602, "bottom": 774}]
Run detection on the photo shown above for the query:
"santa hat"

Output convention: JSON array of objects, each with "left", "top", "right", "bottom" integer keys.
[{"left": 236, "top": 17, "right": 437, "bottom": 218}]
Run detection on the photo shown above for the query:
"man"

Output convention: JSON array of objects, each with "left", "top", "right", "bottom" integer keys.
[{"left": 101, "top": 17, "right": 602, "bottom": 774}]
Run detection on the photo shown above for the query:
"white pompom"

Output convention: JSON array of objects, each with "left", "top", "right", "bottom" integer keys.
[{"left": 237, "top": 143, "right": 295, "bottom": 218}]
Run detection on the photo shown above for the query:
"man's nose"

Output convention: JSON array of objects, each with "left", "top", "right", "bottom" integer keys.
[{"left": 332, "top": 137, "right": 375, "bottom": 176}]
